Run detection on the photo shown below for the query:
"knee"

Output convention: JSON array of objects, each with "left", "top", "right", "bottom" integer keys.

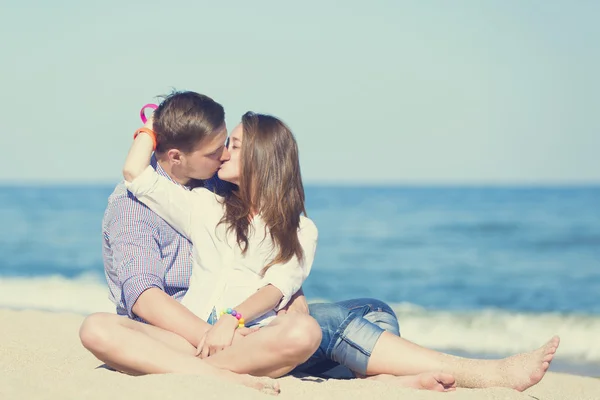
[
  {"left": 359, "top": 299, "right": 401, "bottom": 336},
  {"left": 79, "top": 313, "right": 118, "bottom": 354},
  {"left": 278, "top": 315, "right": 322, "bottom": 359},
  {"left": 358, "top": 298, "right": 397, "bottom": 316},
  {"left": 309, "top": 303, "right": 349, "bottom": 332}
]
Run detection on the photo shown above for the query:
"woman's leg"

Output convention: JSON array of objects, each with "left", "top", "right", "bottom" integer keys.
[
  {"left": 366, "top": 332, "right": 559, "bottom": 391},
  {"left": 79, "top": 313, "right": 280, "bottom": 394},
  {"left": 296, "top": 299, "right": 456, "bottom": 392},
  {"left": 202, "top": 313, "right": 322, "bottom": 378},
  {"left": 310, "top": 298, "right": 560, "bottom": 391}
]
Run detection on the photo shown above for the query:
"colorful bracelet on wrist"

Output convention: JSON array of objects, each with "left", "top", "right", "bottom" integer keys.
[
  {"left": 219, "top": 308, "right": 245, "bottom": 328},
  {"left": 133, "top": 127, "right": 157, "bottom": 151}
]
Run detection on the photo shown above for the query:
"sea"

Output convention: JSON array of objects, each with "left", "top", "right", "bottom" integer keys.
[{"left": 1, "top": 184, "right": 599, "bottom": 376}]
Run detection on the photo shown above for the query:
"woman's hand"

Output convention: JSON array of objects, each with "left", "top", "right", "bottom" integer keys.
[
  {"left": 144, "top": 115, "right": 154, "bottom": 131},
  {"left": 195, "top": 315, "right": 244, "bottom": 359}
]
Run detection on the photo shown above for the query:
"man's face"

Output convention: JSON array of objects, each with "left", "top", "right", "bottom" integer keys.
[{"left": 179, "top": 125, "right": 228, "bottom": 180}]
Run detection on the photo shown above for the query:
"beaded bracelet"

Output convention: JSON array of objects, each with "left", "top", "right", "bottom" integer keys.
[{"left": 219, "top": 308, "right": 245, "bottom": 328}]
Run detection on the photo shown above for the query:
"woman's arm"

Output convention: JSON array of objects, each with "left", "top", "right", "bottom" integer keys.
[
  {"left": 122, "top": 125, "right": 215, "bottom": 240},
  {"left": 196, "top": 284, "right": 282, "bottom": 359},
  {"left": 229, "top": 284, "right": 288, "bottom": 325},
  {"left": 196, "top": 218, "right": 318, "bottom": 358},
  {"left": 123, "top": 121, "right": 155, "bottom": 182},
  {"left": 124, "top": 168, "right": 205, "bottom": 240},
  {"left": 231, "top": 218, "right": 319, "bottom": 323}
]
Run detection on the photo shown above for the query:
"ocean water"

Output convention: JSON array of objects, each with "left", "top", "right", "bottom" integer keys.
[{"left": 1, "top": 185, "right": 599, "bottom": 375}]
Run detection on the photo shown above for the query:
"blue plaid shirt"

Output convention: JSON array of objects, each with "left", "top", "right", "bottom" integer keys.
[{"left": 102, "top": 156, "right": 227, "bottom": 321}]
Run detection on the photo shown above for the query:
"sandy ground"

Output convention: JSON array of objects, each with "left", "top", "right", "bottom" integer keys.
[{"left": 1, "top": 309, "right": 598, "bottom": 400}]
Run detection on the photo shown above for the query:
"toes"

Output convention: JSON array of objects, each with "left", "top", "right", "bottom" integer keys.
[
  {"left": 542, "top": 361, "right": 550, "bottom": 371},
  {"left": 433, "top": 384, "right": 446, "bottom": 392},
  {"left": 260, "top": 380, "right": 281, "bottom": 395},
  {"left": 443, "top": 380, "right": 458, "bottom": 392},
  {"left": 544, "top": 336, "right": 560, "bottom": 349},
  {"left": 438, "top": 373, "right": 456, "bottom": 385},
  {"left": 543, "top": 353, "right": 554, "bottom": 362},
  {"left": 543, "top": 341, "right": 558, "bottom": 356}
]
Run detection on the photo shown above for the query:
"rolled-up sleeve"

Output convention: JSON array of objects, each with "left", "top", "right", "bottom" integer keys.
[
  {"left": 263, "top": 218, "right": 318, "bottom": 310},
  {"left": 108, "top": 200, "right": 165, "bottom": 319}
]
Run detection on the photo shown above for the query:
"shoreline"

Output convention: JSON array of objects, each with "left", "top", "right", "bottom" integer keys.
[
  {"left": 2, "top": 308, "right": 600, "bottom": 400},
  {"left": 2, "top": 303, "right": 600, "bottom": 378}
]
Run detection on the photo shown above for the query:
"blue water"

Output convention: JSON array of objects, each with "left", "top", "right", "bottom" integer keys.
[
  {"left": 1, "top": 185, "right": 599, "bottom": 313},
  {"left": 2, "top": 185, "right": 600, "bottom": 368},
  {"left": 305, "top": 186, "right": 600, "bottom": 314}
]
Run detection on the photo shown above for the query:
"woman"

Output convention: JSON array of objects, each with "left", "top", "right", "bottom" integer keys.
[
  {"left": 122, "top": 110, "right": 456, "bottom": 392},
  {"left": 124, "top": 112, "right": 319, "bottom": 355}
]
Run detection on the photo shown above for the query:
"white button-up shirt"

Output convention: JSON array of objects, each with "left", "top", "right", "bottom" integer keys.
[{"left": 126, "top": 166, "right": 318, "bottom": 326}]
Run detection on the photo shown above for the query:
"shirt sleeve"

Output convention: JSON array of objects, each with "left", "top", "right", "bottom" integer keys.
[
  {"left": 262, "top": 217, "right": 318, "bottom": 310},
  {"left": 124, "top": 165, "right": 217, "bottom": 241},
  {"left": 107, "top": 197, "right": 166, "bottom": 319}
]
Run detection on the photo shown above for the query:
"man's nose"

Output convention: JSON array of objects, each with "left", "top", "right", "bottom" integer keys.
[{"left": 220, "top": 146, "right": 230, "bottom": 161}]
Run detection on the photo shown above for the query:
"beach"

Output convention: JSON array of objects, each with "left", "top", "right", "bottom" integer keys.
[
  {"left": 1, "top": 186, "right": 598, "bottom": 398},
  {"left": 2, "top": 308, "right": 598, "bottom": 400}
]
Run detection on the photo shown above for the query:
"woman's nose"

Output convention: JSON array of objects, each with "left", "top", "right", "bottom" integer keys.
[{"left": 220, "top": 146, "right": 230, "bottom": 161}]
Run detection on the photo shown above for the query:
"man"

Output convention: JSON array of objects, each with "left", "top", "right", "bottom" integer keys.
[{"left": 80, "top": 90, "right": 402, "bottom": 381}]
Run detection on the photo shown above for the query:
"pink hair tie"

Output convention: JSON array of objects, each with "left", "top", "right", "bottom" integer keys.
[{"left": 140, "top": 103, "right": 158, "bottom": 124}]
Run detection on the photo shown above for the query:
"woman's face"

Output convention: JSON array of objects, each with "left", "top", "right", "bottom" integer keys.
[{"left": 217, "top": 123, "right": 243, "bottom": 185}]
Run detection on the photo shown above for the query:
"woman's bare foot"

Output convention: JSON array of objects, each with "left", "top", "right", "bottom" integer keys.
[
  {"left": 496, "top": 335, "right": 560, "bottom": 391},
  {"left": 366, "top": 372, "right": 457, "bottom": 392}
]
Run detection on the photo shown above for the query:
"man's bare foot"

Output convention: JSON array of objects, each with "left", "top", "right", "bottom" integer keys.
[
  {"left": 497, "top": 335, "right": 560, "bottom": 392},
  {"left": 366, "top": 372, "right": 457, "bottom": 392}
]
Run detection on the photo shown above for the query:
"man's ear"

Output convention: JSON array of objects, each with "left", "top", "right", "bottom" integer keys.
[{"left": 167, "top": 149, "right": 182, "bottom": 165}]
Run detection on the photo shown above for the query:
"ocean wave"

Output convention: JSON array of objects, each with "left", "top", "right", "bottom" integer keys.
[
  {"left": 389, "top": 302, "right": 600, "bottom": 364},
  {"left": 1, "top": 276, "right": 599, "bottom": 364},
  {"left": 0, "top": 275, "right": 114, "bottom": 315}
]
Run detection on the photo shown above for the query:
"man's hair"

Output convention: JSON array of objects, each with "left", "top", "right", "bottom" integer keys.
[{"left": 152, "top": 91, "right": 225, "bottom": 154}]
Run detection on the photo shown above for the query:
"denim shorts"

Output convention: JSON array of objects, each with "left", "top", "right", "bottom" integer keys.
[{"left": 292, "top": 298, "right": 400, "bottom": 377}]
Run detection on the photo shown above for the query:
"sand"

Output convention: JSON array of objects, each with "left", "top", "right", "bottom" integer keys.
[{"left": 1, "top": 309, "right": 598, "bottom": 400}]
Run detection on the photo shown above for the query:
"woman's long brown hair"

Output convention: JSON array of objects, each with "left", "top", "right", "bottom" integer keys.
[{"left": 219, "top": 112, "right": 306, "bottom": 272}]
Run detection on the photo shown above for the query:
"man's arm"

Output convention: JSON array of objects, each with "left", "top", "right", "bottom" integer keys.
[
  {"left": 133, "top": 288, "right": 212, "bottom": 347},
  {"left": 108, "top": 199, "right": 211, "bottom": 346}
]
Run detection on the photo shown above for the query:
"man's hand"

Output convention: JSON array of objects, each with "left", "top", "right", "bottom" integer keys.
[
  {"left": 277, "top": 287, "right": 309, "bottom": 316},
  {"left": 134, "top": 288, "right": 213, "bottom": 349},
  {"left": 195, "top": 317, "right": 259, "bottom": 359},
  {"left": 196, "top": 315, "right": 238, "bottom": 359},
  {"left": 231, "top": 326, "right": 260, "bottom": 345}
]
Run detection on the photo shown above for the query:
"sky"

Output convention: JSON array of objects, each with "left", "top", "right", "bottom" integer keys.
[{"left": 1, "top": 0, "right": 598, "bottom": 185}]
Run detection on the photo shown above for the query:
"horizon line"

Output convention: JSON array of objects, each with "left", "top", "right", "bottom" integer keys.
[{"left": 0, "top": 180, "right": 599, "bottom": 189}]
